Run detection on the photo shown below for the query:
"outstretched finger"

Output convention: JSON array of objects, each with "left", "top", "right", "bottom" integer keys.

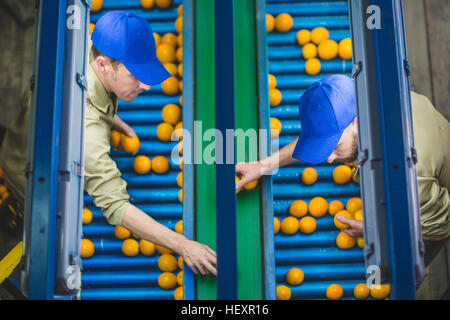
[{"left": 203, "top": 260, "right": 217, "bottom": 277}]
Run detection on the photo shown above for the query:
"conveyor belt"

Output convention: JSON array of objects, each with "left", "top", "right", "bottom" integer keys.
[
  {"left": 81, "top": 0, "right": 183, "bottom": 300},
  {"left": 266, "top": 0, "right": 368, "bottom": 299}
]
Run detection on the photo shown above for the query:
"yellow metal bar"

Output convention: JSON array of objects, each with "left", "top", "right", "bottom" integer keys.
[{"left": 0, "top": 241, "right": 23, "bottom": 284}]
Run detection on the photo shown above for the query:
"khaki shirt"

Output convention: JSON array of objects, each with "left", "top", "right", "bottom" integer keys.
[
  {"left": 0, "top": 63, "right": 130, "bottom": 226},
  {"left": 352, "top": 92, "right": 449, "bottom": 238}
]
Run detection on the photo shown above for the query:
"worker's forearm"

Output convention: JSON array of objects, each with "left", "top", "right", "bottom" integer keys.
[
  {"left": 121, "top": 204, "right": 186, "bottom": 253},
  {"left": 258, "top": 137, "right": 299, "bottom": 174}
]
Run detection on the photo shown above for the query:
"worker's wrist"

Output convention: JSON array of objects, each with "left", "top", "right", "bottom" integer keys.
[{"left": 258, "top": 157, "right": 274, "bottom": 176}]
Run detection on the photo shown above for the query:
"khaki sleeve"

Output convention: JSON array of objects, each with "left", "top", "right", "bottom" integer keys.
[
  {"left": 418, "top": 176, "right": 450, "bottom": 239},
  {"left": 84, "top": 112, "right": 130, "bottom": 226}
]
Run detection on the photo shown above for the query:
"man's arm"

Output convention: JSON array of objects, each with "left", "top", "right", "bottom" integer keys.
[{"left": 235, "top": 137, "right": 300, "bottom": 190}]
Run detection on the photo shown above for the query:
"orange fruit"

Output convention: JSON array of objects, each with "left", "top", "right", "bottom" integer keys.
[
  {"left": 139, "top": 239, "right": 156, "bottom": 256},
  {"left": 178, "top": 140, "right": 183, "bottom": 155},
  {"left": 301, "top": 167, "right": 318, "bottom": 185},
  {"left": 178, "top": 188, "right": 183, "bottom": 203},
  {"left": 153, "top": 32, "right": 161, "bottom": 47},
  {"left": 266, "top": 14, "right": 275, "bottom": 33},
  {"left": 140, "top": 0, "right": 155, "bottom": 9},
  {"left": 370, "top": 284, "right": 390, "bottom": 299},
  {"left": 286, "top": 268, "right": 304, "bottom": 286},
  {"left": 269, "top": 88, "right": 282, "bottom": 107},
  {"left": 175, "top": 17, "right": 183, "bottom": 34},
  {"left": 156, "top": 245, "right": 173, "bottom": 254},
  {"left": 178, "top": 256, "right": 183, "bottom": 269},
  {"left": 338, "top": 38, "right": 352, "bottom": 60},
  {"left": 162, "top": 103, "right": 182, "bottom": 126},
  {"left": 179, "top": 95, "right": 183, "bottom": 106},
  {"left": 178, "top": 63, "right": 183, "bottom": 77},
  {"left": 280, "top": 216, "right": 299, "bottom": 235},
  {"left": 328, "top": 200, "right": 344, "bottom": 216},
  {"left": 0, "top": 185, "right": 7, "bottom": 197},
  {"left": 175, "top": 220, "right": 183, "bottom": 234},
  {"left": 132, "top": 233, "right": 140, "bottom": 239},
  {"left": 161, "top": 33, "right": 177, "bottom": 47},
  {"left": 110, "top": 130, "right": 122, "bottom": 148},
  {"left": 311, "top": 27, "right": 329, "bottom": 45},
  {"left": 80, "top": 239, "right": 95, "bottom": 258},
  {"left": 177, "top": 34, "right": 183, "bottom": 47},
  {"left": 270, "top": 117, "right": 282, "bottom": 138},
  {"left": 158, "top": 254, "right": 178, "bottom": 272},
  {"left": 289, "top": 200, "right": 308, "bottom": 218},
  {"left": 275, "top": 13, "right": 293, "bottom": 33},
  {"left": 91, "top": 0, "right": 103, "bottom": 12},
  {"left": 176, "top": 172, "right": 183, "bottom": 188},
  {"left": 156, "top": 44, "right": 176, "bottom": 64},
  {"left": 179, "top": 80, "right": 183, "bottom": 91},
  {"left": 354, "top": 209, "right": 363, "bottom": 221},
  {"left": 308, "top": 197, "right": 328, "bottom": 218},
  {"left": 244, "top": 179, "right": 258, "bottom": 191},
  {"left": 89, "top": 23, "right": 95, "bottom": 36},
  {"left": 334, "top": 210, "right": 354, "bottom": 229},
  {"left": 298, "top": 216, "right": 317, "bottom": 234},
  {"left": 177, "top": 271, "right": 183, "bottom": 286},
  {"left": 336, "top": 231, "right": 356, "bottom": 249},
  {"left": 133, "top": 155, "right": 152, "bottom": 174},
  {"left": 179, "top": 158, "right": 183, "bottom": 170},
  {"left": 162, "top": 76, "right": 179, "bottom": 96},
  {"left": 235, "top": 176, "right": 242, "bottom": 194},
  {"left": 296, "top": 29, "right": 311, "bottom": 46},
  {"left": 177, "top": 4, "right": 183, "bottom": 16},
  {"left": 354, "top": 283, "right": 369, "bottom": 299},
  {"left": 174, "top": 286, "right": 183, "bottom": 300},
  {"left": 276, "top": 285, "right": 291, "bottom": 300},
  {"left": 176, "top": 47, "right": 183, "bottom": 63},
  {"left": 268, "top": 74, "right": 277, "bottom": 90},
  {"left": 333, "top": 165, "right": 352, "bottom": 184},
  {"left": 326, "top": 284, "right": 343, "bottom": 300},
  {"left": 305, "top": 58, "right": 321, "bottom": 75},
  {"left": 174, "top": 122, "right": 183, "bottom": 140},
  {"left": 274, "top": 217, "right": 280, "bottom": 234},
  {"left": 357, "top": 237, "right": 364, "bottom": 248},
  {"left": 152, "top": 155, "right": 170, "bottom": 174},
  {"left": 155, "top": 0, "right": 172, "bottom": 9},
  {"left": 114, "top": 225, "right": 131, "bottom": 239},
  {"left": 346, "top": 197, "right": 362, "bottom": 214},
  {"left": 318, "top": 39, "right": 339, "bottom": 60},
  {"left": 302, "top": 43, "right": 317, "bottom": 59},
  {"left": 163, "top": 63, "right": 178, "bottom": 77},
  {"left": 156, "top": 122, "right": 174, "bottom": 142},
  {"left": 82, "top": 208, "right": 93, "bottom": 224},
  {"left": 122, "top": 238, "right": 139, "bottom": 256},
  {"left": 121, "top": 135, "right": 140, "bottom": 154},
  {"left": 158, "top": 272, "right": 177, "bottom": 290}
]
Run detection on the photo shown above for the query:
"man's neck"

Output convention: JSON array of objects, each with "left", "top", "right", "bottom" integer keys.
[{"left": 90, "top": 61, "right": 112, "bottom": 94}]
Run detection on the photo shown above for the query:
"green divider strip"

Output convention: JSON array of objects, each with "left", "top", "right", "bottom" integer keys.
[
  {"left": 234, "top": 0, "right": 264, "bottom": 300},
  {"left": 195, "top": 0, "right": 217, "bottom": 300}
]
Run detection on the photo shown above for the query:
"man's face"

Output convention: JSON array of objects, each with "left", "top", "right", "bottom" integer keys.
[
  {"left": 326, "top": 123, "right": 358, "bottom": 164},
  {"left": 107, "top": 63, "right": 151, "bottom": 102}
]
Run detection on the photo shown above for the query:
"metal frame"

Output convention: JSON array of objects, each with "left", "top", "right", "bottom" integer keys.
[{"left": 348, "top": 0, "right": 424, "bottom": 299}]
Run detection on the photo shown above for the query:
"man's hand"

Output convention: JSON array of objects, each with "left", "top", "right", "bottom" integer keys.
[
  {"left": 179, "top": 238, "right": 217, "bottom": 276},
  {"left": 335, "top": 214, "right": 364, "bottom": 237},
  {"left": 235, "top": 161, "right": 264, "bottom": 191},
  {"left": 111, "top": 115, "right": 138, "bottom": 154}
]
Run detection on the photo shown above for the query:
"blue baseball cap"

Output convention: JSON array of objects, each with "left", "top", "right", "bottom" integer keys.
[
  {"left": 292, "top": 74, "right": 356, "bottom": 164},
  {"left": 91, "top": 11, "right": 171, "bottom": 86}
]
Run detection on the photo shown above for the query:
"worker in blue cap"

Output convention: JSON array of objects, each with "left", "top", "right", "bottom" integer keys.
[
  {"left": 0, "top": 11, "right": 217, "bottom": 276},
  {"left": 236, "top": 74, "right": 449, "bottom": 266}
]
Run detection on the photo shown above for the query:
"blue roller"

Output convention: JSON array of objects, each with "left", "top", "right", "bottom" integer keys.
[
  {"left": 267, "top": 2, "right": 348, "bottom": 16},
  {"left": 273, "top": 197, "right": 352, "bottom": 214},
  {"left": 275, "top": 247, "right": 364, "bottom": 264},
  {"left": 277, "top": 119, "right": 300, "bottom": 135},
  {"left": 80, "top": 287, "right": 174, "bottom": 300},
  {"left": 275, "top": 263, "right": 366, "bottom": 282},
  {"left": 275, "top": 231, "right": 340, "bottom": 248},
  {"left": 269, "top": 46, "right": 302, "bottom": 60},
  {"left": 87, "top": 204, "right": 182, "bottom": 221},
  {"left": 274, "top": 164, "right": 341, "bottom": 182},
  {"left": 268, "top": 29, "right": 350, "bottom": 45},
  {"left": 118, "top": 95, "right": 181, "bottom": 110},
  {"left": 276, "top": 73, "right": 351, "bottom": 89},
  {"left": 111, "top": 141, "right": 178, "bottom": 156},
  {"left": 273, "top": 90, "right": 305, "bottom": 105},
  {"left": 121, "top": 171, "right": 179, "bottom": 187},
  {"left": 274, "top": 182, "right": 360, "bottom": 198},
  {"left": 90, "top": 16, "right": 177, "bottom": 34},
  {"left": 270, "top": 105, "right": 298, "bottom": 119},
  {"left": 82, "top": 270, "right": 166, "bottom": 286},
  {"left": 84, "top": 188, "right": 180, "bottom": 205},
  {"left": 270, "top": 60, "right": 352, "bottom": 75},
  {"left": 114, "top": 157, "right": 181, "bottom": 173},
  {"left": 288, "top": 280, "right": 367, "bottom": 299},
  {"left": 117, "top": 109, "right": 163, "bottom": 124},
  {"left": 82, "top": 254, "right": 159, "bottom": 270}
]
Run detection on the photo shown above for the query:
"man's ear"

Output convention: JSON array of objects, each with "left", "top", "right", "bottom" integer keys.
[{"left": 95, "top": 56, "right": 110, "bottom": 72}]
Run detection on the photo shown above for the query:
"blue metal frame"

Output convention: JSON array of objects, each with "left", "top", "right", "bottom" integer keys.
[
  {"left": 22, "top": 0, "right": 67, "bottom": 299},
  {"left": 255, "top": 0, "right": 276, "bottom": 300},
  {"left": 183, "top": 0, "right": 196, "bottom": 301},
  {"left": 214, "top": 0, "right": 238, "bottom": 300},
  {"left": 348, "top": 0, "right": 424, "bottom": 299}
]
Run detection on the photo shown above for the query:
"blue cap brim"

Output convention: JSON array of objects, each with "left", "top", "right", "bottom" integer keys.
[
  {"left": 292, "top": 130, "right": 342, "bottom": 164},
  {"left": 124, "top": 58, "right": 171, "bottom": 86}
]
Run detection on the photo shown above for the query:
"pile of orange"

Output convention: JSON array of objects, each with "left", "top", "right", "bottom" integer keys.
[
  {"left": 121, "top": 135, "right": 140, "bottom": 154},
  {"left": 82, "top": 208, "right": 93, "bottom": 224},
  {"left": 288, "top": 200, "right": 308, "bottom": 218},
  {"left": 301, "top": 167, "right": 318, "bottom": 185},
  {"left": 298, "top": 216, "right": 316, "bottom": 234},
  {"left": 276, "top": 285, "right": 292, "bottom": 300},
  {"left": 80, "top": 238, "right": 95, "bottom": 258},
  {"left": 152, "top": 155, "right": 170, "bottom": 174},
  {"left": 91, "top": 0, "right": 103, "bottom": 12},
  {"left": 270, "top": 117, "right": 282, "bottom": 138},
  {"left": 275, "top": 13, "right": 293, "bottom": 33},
  {"left": 332, "top": 165, "right": 352, "bottom": 184},
  {"left": 139, "top": 239, "right": 156, "bottom": 256},
  {"left": 158, "top": 272, "right": 177, "bottom": 290},
  {"left": 308, "top": 197, "right": 328, "bottom": 218},
  {"left": 158, "top": 254, "right": 178, "bottom": 272},
  {"left": 133, "top": 155, "right": 152, "bottom": 174},
  {"left": 336, "top": 231, "right": 356, "bottom": 249},
  {"left": 266, "top": 14, "right": 275, "bottom": 33},
  {"left": 280, "top": 216, "right": 299, "bottom": 235},
  {"left": 334, "top": 210, "right": 354, "bottom": 229},
  {"left": 122, "top": 238, "right": 140, "bottom": 256}
]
